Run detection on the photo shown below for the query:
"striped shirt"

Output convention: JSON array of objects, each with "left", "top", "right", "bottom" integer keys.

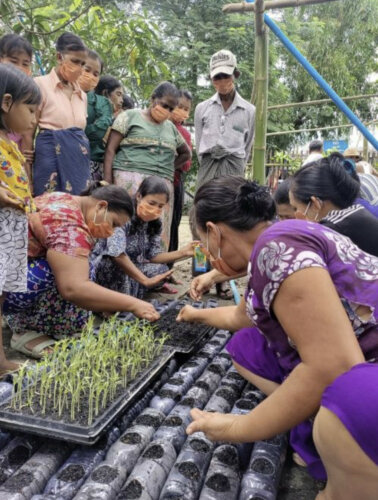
[
  {"left": 359, "top": 174, "right": 378, "bottom": 206},
  {"left": 194, "top": 91, "right": 255, "bottom": 162}
]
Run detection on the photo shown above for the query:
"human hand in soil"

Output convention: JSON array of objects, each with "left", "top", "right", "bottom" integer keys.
[
  {"left": 143, "top": 269, "right": 174, "bottom": 288},
  {"left": 187, "top": 408, "right": 239, "bottom": 442},
  {"left": 0, "top": 186, "right": 23, "bottom": 209},
  {"left": 190, "top": 273, "right": 214, "bottom": 300},
  {"left": 131, "top": 299, "right": 160, "bottom": 322},
  {"left": 176, "top": 305, "right": 198, "bottom": 323}
]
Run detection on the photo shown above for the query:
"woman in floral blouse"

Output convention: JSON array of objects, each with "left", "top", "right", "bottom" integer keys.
[{"left": 177, "top": 176, "right": 378, "bottom": 498}]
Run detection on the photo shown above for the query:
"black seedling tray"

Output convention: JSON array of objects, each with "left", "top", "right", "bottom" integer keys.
[
  {"left": 153, "top": 302, "right": 216, "bottom": 353},
  {"left": 0, "top": 347, "right": 175, "bottom": 445}
]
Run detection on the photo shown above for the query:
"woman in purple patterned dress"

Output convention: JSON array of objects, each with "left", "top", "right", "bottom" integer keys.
[{"left": 177, "top": 176, "right": 378, "bottom": 498}]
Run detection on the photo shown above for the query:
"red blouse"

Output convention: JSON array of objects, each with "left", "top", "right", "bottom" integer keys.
[{"left": 28, "top": 192, "right": 93, "bottom": 259}]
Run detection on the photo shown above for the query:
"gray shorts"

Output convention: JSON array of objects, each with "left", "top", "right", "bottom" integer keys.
[{"left": 0, "top": 207, "right": 28, "bottom": 295}]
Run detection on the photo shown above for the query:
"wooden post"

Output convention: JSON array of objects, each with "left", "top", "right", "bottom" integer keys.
[
  {"left": 223, "top": 0, "right": 339, "bottom": 14},
  {"left": 252, "top": 0, "right": 269, "bottom": 184}
]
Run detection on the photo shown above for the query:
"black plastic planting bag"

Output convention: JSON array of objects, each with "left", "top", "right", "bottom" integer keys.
[
  {"left": 120, "top": 440, "right": 176, "bottom": 500},
  {"left": 74, "top": 460, "right": 128, "bottom": 500},
  {"left": 199, "top": 444, "right": 241, "bottom": 500},
  {"left": 0, "top": 441, "right": 70, "bottom": 500},
  {"left": 43, "top": 426, "right": 120, "bottom": 499},
  {"left": 0, "top": 435, "right": 40, "bottom": 485},
  {"left": 239, "top": 435, "right": 288, "bottom": 500},
  {"left": 159, "top": 433, "right": 213, "bottom": 500}
]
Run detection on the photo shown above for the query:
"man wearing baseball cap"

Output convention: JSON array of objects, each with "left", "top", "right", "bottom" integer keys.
[
  {"left": 194, "top": 49, "right": 255, "bottom": 191},
  {"left": 193, "top": 49, "right": 255, "bottom": 299}
]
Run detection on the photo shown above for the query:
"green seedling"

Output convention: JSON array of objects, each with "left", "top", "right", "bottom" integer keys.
[{"left": 8, "top": 317, "right": 165, "bottom": 425}]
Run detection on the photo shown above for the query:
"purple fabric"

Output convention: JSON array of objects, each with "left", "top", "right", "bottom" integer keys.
[
  {"left": 227, "top": 327, "right": 326, "bottom": 479},
  {"left": 357, "top": 197, "right": 378, "bottom": 218},
  {"left": 226, "top": 327, "right": 284, "bottom": 383},
  {"left": 246, "top": 219, "right": 378, "bottom": 375},
  {"left": 321, "top": 363, "right": 378, "bottom": 465}
]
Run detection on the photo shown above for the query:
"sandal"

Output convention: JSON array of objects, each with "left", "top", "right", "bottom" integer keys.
[
  {"left": 216, "top": 282, "right": 233, "bottom": 300},
  {"left": 156, "top": 283, "right": 178, "bottom": 294},
  {"left": 10, "top": 331, "right": 56, "bottom": 360}
]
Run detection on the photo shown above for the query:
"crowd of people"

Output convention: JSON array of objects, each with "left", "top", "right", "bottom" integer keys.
[{"left": 0, "top": 31, "right": 377, "bottom": 498}]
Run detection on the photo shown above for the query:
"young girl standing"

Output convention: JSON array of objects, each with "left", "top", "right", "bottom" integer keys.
[{"left": 0, "top": 63, "right": 41, "bottom": 373}]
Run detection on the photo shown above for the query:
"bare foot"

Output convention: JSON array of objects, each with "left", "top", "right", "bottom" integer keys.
[{"left": 0, "top": 359, "right": 22, "bottom": 376}]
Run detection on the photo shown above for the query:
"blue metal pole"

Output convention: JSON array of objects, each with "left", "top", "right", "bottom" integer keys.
[
  {"left": 229, "top": 279, "right": 241, "bottom": 305},
  {"left": 245, "top": 0, "right": 378, "bottom": 150}
]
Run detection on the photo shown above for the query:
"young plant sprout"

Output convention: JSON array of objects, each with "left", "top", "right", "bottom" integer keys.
[{"left": 9, "top": 317, "right": 166, "bottom": 425}]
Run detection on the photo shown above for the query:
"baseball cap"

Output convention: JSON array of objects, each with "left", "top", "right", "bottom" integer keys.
[{"left": 210, "top": 50, "right": 237, "bottom": 79}]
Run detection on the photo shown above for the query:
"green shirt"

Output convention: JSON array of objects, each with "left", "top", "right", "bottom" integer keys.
[
  {"left": 111, "top": 109, "right": 185, "bottom": 182},
  {"left": 85, "top": 91, "right": 113, "bottom": 162}
]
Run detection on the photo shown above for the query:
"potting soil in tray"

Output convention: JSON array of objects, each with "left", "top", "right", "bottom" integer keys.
[
  {"left": 152, "top": 306, "right": 215, "bottom": 353},
  {"left": 0, "top": 347, "right": 175, "bottom": 445}
]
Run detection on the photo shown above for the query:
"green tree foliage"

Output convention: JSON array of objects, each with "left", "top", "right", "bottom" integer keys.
[{"left": 0, "top": 0, "right": 170, "bottom": 99}]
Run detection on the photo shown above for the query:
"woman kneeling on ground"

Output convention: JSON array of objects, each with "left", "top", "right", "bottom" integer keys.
[
  {"left": 177, "top": 176, "right": 378, "bottom": 499},
  {"left": 3, "top": 182, "right": 159, "bottom": 359},
  {"left": 93, "top": 175, "right": 195, "bottom": 297}
]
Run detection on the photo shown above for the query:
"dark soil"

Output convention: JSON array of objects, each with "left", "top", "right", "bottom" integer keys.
[
  {"left": 222, "top": 381, "right": 240, "bottom": 393},
  {"left": 189, "top": 438, "right": 210, "bottom": 453},
  {"left": 158, "top": 389, "right": 180, "bottom": 401},
  {"left": 120, "top": 479, "right": 143, "bottom": 499},
  {"left": 91, "top": 464, "right": 119, "bottom": 483},
  {"left": 153, "top": 308, "right": 213, "bottom": 350},
  {"left": 193, "top": 381, "right": 210, "bottom": 391},
  {"left": 250, "top": 457, "right": 274, "bottom": 475},
  {"left": 8, "top": 445, "right": 31, "bottom": 466},
  {"left": 215, "top": 446, "right": 238, "bottom": 467},
  {"left": 180, "top": 397, "right": 195, "bottom": 407},
  {"left": 207, "top": 341, "right": 221, "bottom": 346},
  {"left": 164, "top": 416, "right": 183, "bottom": 427},
  {"left": 218, "top": 353, "right": 231, "bottom": 360},
  {"left": 178, "top": 461, "right": 200, "bottom": 481},
  {"left": 236, "top": 399, "right": 255, "bottom": 410},
  {"left": 206, "top": 473, "right": 230, "bottom": 492},
  {"left": 263, "top": 436, "right": 282, "bottom": 446},
  {"left": 215, "top": 388, "right": 237, "bottom": 404},
  {"left": 142, "top": 444, "right": 164, "bottom": 459},
  {"left": 168, "top": 377, "right": 184, "bottom": 386},
  {"left": 120, "top": 432, "right": 142, "bottom": 445},
  {"left": 227, "top": 372, "right": 244, "bottom": 381},
  {"left": 57, "top": 464, "right": 85, "bottom": 482},
  {"left": 207, "top": 364, "right": 225, "bottom": 375},
  {"left": 3, "top": 471, "right": 33, "bottom": 492},
  {"left": 135, "top": 414, "right": 162, "bottom": 429}
]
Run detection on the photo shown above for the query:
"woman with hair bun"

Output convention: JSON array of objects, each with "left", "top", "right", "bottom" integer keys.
[
  {"left": 290, "top": 152, "right": 378, "bottom": 256},
  {"left": 24, "top": 32, "right": 91, "bottom": 196},
  {"left": 177, "top": 175, "right": 378, "bottom": 497},
  {"left": 3, "top": 183, "right": 159, "bottom": 359}
]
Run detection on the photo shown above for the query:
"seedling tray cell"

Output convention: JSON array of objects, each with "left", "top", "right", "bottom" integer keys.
[
  {"left": 0, "top": 348, "right": 175, "bottom": 446},
  {"left": 153, "top": 305, "right": 216, "bottom": 353}
]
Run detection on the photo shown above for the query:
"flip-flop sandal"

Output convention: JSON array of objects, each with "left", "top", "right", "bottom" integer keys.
[
  {"left": 167, "top": 275, "right": 183, "bottom": 285},
  {"left": 10, "top": 331, "right": 56, "bottom": 360}
]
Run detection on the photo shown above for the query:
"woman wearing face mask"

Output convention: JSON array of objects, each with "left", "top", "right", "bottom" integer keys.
[
  {"left": 3, "top": 182, "right": 160, "bottom": 359},
  {"left": 93, "top": 176, "right": 195, "bottom": 298},
  {"left": 176, "top": 176, "right": 378, "bottom": 497},
  {"left": 94, "top": 75, "right": 123, "bottom": 118},
  {"left": 80, "top": 50, "right": 113, "bottom": 181},
  {"left": 103, "top": 81, "right": 191, "bottom": 250},
  {"left": 289, "top": 153, "right": 378, "bottom": 257},
  {"left": 23, "top": 32, "right": 91, "bottom": 196}
]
